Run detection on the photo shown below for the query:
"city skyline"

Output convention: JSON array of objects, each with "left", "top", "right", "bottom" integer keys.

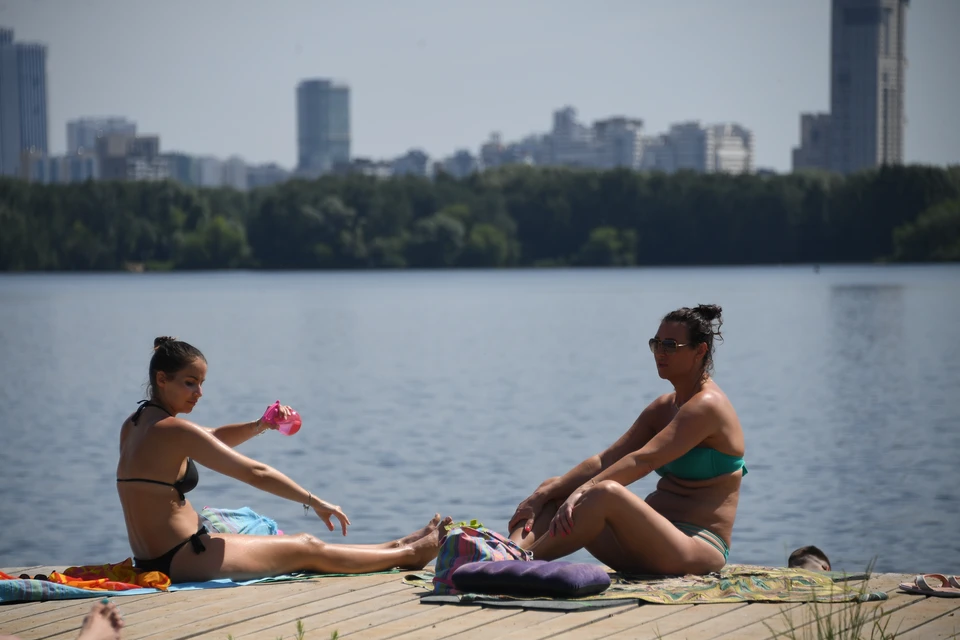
[{"left": 3, "top": 0, "right": 959, "bottom": 173}]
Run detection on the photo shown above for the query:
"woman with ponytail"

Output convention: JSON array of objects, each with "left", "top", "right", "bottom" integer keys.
[
  {"left": 508, "top": 305, "right": 746, "bottom": 575},
  {"left": 116, "top": 337, "right": 447, "bottom": 583}
]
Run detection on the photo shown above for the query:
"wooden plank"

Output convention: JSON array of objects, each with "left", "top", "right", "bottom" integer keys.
[
  {"left": 707, "top": 573, "right": 911, "bottom": 640},
  {"left": 879, "top": 597, "right": 960, "bottom": 638},
  {"left": 657, "top": 602, "right": 807, "bottom": 640},
  {"left": 345, "top": 603, "right": 484, "bottom": 640},
  {"left": 19, "top": 590, "right": 235, "bottom": 639},
  {"left": 37, "top": 575, "right": 398, "bottom": 640},
  {"left": 113, "top": 580, "right": 333, "bottom": 632},
  {"left": 441, "top": 609, "right": 564, "bottom": 639},
  {"left": 205, "top": 581, "right": 414, "bottom": 640},
  {"left": 718, "top": 595, "right": 918, "bottom": 640},
  {"left": 897, "top": 609, "right": 960, "bottom": 640},
  {"left": 490, "top": 603, "right": 639, "bottom": 640},
  {"left": 2, "top": 595, "right": 165, "bottom": 637},
  {"left": 388, "top": 608, "right": 520, "bottom": 640},
  {"left": 609, "top": 603, "right": 750, "bottom": 639},
  {"left": 260, "top": 592, "right": 424, "bottom": 639},
  {"left": 549, "top": 604, "right": 695, "bottom": 640}
]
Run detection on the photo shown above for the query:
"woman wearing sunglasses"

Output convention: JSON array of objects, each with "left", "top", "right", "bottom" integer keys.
[{"left": 508, "top": 304, "right": 745, "bottom": 575}]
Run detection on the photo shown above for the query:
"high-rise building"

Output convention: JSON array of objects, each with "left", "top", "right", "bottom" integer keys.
[
  {"left": 792, "top": 113, "right": 833, "bottom": 172},
  {"left": 296, "top": 79, "right": 350, "bottom": 177},
  {"left": 16, "top": 43, "right": 47, "bottom": 155},
  {"left": 829, "top": 0, "right": 908, "bottom": 173},
  {"left": 0, "top": 29, "right": 20, "bottom": 175},
  {"left": 0, "top": 28, "right": 48, "bottom": 176},
  {"left": 67, "top": 117, "right": 137, "bottom": 154}
]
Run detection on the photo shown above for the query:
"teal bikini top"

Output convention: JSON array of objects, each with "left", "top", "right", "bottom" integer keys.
[{"left": 655, "top": 447, "right": 747, "bottom": 481}]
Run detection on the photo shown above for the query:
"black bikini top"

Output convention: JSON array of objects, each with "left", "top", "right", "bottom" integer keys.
[{"left": 116, "top": 400, "right": 200, "bottom": 501}]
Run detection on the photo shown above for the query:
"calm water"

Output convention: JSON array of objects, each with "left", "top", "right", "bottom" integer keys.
[{"left": 0, "top": 266, "right": 958, "bottom": 575}]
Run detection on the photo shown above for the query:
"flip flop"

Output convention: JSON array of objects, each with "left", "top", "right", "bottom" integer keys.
[{"left": 899, "top": 574, "right": 960, "bottom": 598}]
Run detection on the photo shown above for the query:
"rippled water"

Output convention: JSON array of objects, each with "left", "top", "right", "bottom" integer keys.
[{"left": 1, "top": 266, "right": 958, "bottom": 574}]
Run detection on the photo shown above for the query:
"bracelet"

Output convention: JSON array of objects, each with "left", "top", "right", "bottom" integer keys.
[
  {"left": 303, "top": 492, "right": 312, "bottom": 516},
  {"left": 254, "top": 419, "right": 267, "bottom": 437}
]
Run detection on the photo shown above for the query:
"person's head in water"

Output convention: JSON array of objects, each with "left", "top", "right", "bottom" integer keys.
[
  {"left": 148, "top": 336, "right": 206, "bottom": 415},
  {"left": 650, "top": 304, "right": 723, "bottom": 381},
  {"left": 788, "top": 545, "right": 832, "bottom": 571}
]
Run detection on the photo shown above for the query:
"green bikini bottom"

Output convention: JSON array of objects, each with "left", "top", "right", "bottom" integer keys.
[{"left": 672, "top": 521, "right": 730, "bottom": 560}]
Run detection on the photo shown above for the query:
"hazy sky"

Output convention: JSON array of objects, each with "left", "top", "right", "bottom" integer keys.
[{"left": 3, "top": 0, "right": 958, "bottom": 172}]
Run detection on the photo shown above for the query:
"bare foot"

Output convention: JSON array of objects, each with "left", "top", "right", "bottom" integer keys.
[
  {"left": 77, "top": 601, "right": 123, "bottom": 640},
  {"left": 401, "top": 516, "right": 452, "bottom": 570},
  {"left": 397, "top": 513, "right": 442, "bottom": 546}
]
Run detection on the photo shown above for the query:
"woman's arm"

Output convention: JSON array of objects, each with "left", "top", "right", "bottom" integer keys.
[
  {"left": 170, "top": 419, "right": 351, "bottom": 534},
  {"left": 206, "top": 404, "right": 294, "bottom": 448},
  {"left": 539, "top": 394, "right": 673, "bottom": 500},
  {"left": 550, "top": 393, "right": 725, "bottom": 535},
  {"left": 204, "top": 419, "right": 270, "bottom": 448},
  {"left": 509, "top": 395, "right": 671, "bottom": 532}
]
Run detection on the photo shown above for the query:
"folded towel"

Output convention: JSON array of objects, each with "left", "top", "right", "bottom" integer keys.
[{"left": 200, "top": 506, "right": 283, "bottom": 536}]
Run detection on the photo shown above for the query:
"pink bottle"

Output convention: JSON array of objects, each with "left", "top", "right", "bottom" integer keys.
[{"left": 261, "top": 401, "right": 302, "bottom": 436}]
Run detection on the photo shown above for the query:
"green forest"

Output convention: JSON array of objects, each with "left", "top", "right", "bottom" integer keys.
[{"left": 1, "top": 164, "right": 958, "bottom": 271}]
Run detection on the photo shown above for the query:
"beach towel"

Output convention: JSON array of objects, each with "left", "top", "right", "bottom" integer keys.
[
  {"left": 403, "top": 564, "right": 888, "bottom": 611},
  {"left": 199, "top": 506, "right": 283, "bottom": 536}
]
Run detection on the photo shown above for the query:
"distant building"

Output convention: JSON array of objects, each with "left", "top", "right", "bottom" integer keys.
[
  {"left": 22, "top": 150, "right": 99, "bottom": 184},
  {"left": 593, "top": 117, "right": 644, "bottom": 170},
  {"left": 296, "top": 78, "right": 350, "bottom": 177},
  {"left": 0, "top": 28, "right": 48, "bottom": 176},
  {"left": 640, "top": 122, "right": 753, "bottom": 174},
  {"left": 707, "top": 123, "right": 754, "bottom": 174},
  {"left": 333, "top": 157, "right": 393, "bottom": 178},
  {"left": 829, "top": 0, "right": 908, "bottom": 173},
  {"left": 164, "top": 152, "right": 199, "bottom": 186},
  {"left": 792, "top": 113, "right": 832, "bottom": 172},
  {"left": 222, "top": 155, "right": 247, "bottom": 191},
  {"left": 68, "top": 117, "right": 136, "bottom": 154},
  {"left": 96, "top": 133, "right": 168, "bottom": 182},
  {"left": 247, "top": 163, "right": 290, "bottom": 189},
  {"left": 197, "top": 156, "right": 224, "bottom": 188},
  {"left": 392, "top": 149, "right": 430, "bottom": 177},
  {"left": 439, "top": 149, "right": 479, "bottom": 178}
]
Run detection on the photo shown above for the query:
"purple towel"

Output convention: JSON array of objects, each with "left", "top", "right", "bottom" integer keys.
[{"left": 451, "top": 560, "right": 611, "bottom": 598}]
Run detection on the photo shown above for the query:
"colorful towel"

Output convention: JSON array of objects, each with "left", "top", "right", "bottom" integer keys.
[
  {"left": 1, "top": 569, "right": 401, "bottom": 603},
  {"left": 200, "top": 506, "right": 283, "bottom": 536},
  {"left": 403, "top": 564, "right": 888, "bottom": 610},
  {"left": 57, "top": 558, "right": 171, "bottom": 590}
]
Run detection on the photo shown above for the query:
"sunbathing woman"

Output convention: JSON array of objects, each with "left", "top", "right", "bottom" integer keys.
[
  {"left": 117, "top": 337, "right": 447, "bottom": 583},
  {"left": 508, "top": 304, "right": 746, "bottom": 575}
]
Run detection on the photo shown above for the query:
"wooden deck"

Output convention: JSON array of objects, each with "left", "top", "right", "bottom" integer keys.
[{"left": 2, "top": 566, "right": 958, "bottom": 640}]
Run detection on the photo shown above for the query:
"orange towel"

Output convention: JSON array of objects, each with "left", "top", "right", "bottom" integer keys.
[{"left": 57, "top": 558, "right": 170, "bottom": 591}]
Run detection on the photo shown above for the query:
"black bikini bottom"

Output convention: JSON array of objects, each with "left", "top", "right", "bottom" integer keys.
[{"left": 134, "top": 525, "right": 209, "bottom": 576}]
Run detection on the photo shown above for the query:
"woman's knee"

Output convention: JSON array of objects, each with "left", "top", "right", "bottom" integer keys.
[
  {"left": 293, "top": 532, "right": 326, "bottom": 552},
  {"left": 585, "top": 480, "right": 629, "bottom": 502}
]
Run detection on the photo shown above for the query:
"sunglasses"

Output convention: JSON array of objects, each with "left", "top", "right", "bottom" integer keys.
[{"left": 648, "top": 338, "right": 691, "bottom": 354}]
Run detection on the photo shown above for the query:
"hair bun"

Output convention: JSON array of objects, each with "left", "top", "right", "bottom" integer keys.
[
  {"left": 693, "top": 304, "right": 723, "bottom": 322},
  {"left": 153, "top": 336, "right": 177, "bottom": 350}
]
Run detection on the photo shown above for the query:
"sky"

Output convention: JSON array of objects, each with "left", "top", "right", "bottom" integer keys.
[{"left": 2, "top": 0, "right": 959, "bottom": 173}]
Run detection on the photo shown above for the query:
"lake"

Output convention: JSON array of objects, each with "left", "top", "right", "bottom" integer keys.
[{"left": 0, "top": 265, "right": 957, "bottom": 575}]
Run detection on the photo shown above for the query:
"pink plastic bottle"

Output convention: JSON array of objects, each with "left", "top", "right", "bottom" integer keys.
[{"left": 261, "top": 401, "right": 302, "bottom": 436}]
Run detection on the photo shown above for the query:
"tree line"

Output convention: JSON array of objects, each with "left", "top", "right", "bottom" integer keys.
[{"left": 1, "top": 164, "right": 958, "bottom": 271}]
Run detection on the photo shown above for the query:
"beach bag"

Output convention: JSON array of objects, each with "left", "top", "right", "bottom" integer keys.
[{"left": 432, "top": 520, "right": 532, "bottom": 594}]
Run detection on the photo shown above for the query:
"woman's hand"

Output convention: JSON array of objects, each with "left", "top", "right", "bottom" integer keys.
[
  {"left": 550, "top": 488, "right": 585, "bottom": 537},
  {"left": 509, "top": 492, "right": 547, "bottom": 534},
  {"left": 312, "top": 498, "right": 351, "bottom": 536}
]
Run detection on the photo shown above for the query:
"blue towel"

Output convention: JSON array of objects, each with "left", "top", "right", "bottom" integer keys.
[{"left": 199, "top": 506, "right": 282, "bottom": 536}]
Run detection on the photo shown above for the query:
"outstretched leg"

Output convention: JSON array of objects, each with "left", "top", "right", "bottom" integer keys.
[
  {"left": 170, "top": 517, "right": 451, "bottom": 583},
  {"left": 518, "top": 481, "right": 726, "bottom": 575}
]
